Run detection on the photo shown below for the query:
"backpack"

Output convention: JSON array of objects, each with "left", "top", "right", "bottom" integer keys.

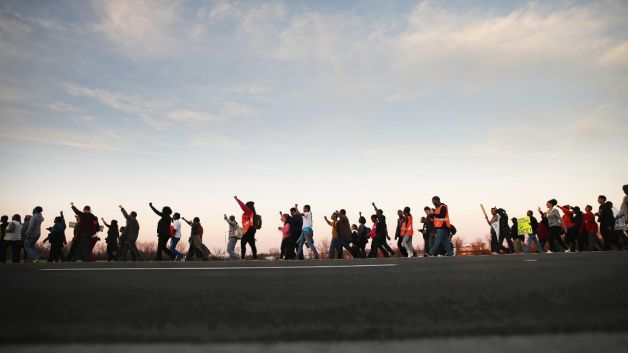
[
  {"left": 253, "top": 214, "right": 262, "bottom": 230},
  {"left": 234, "top": 226, "right": 244, "bottom": 239},
  {"left": 449, "top": 225, "right": 457, "bottom": 236}
]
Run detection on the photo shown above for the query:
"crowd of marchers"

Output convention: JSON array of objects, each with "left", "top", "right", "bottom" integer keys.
[{"left": 1, "top": 185, "right": 626, "bottom": 263}]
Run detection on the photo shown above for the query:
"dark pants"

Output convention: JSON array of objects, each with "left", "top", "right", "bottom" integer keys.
[
  {"left": 565, "top": 227, "right": 578, "bottom": 251},
  {"left": 338, "top": 239, "right": 356, "bottom": 258},
  {"left": 356, "top": 242, "right": 367, "bottom": 258},
  {"left": 284, "top": 235, "right": 296, "bottom": 260},
  {"left": 48, "top": 243, "right": 65, "bottom": 262},
  {"left": 106, "top": 243, "right": 117, "bottom": 261},
  {"left": 498, "top": 231, "right": 514, "bottom": 254},
  {"left": 118, "top": 241, "right": 140, "bottom": 261},
  {"left": 396, "top": 237, "right": 408, "bottom": 257},
  {"left": 423, "top": 232, "right": 431, "bottom": 256},
  {"left": 67, "top": 239, "right": 80, "bottom": 261},
  {"left": 1, "top": 240, "right": 21, "bottom": 263},
  {"left": 368, "top": 236, "right": 390, "bottom": 258},
  {"left": 79, "top": 233, "right": 92, "bottom": 262},
  {"left": 490, "top": 229, "right": 499, "bottom": 253},
  {"left": 577, "top": 231, "right": 588, "bottom": 251},
  {"left": 602, "top": 228, "right": 623, "bottom": 250},
  {"left": 155, "top": 236, "right": 173, "bottom": 260},
  {"left": 241, "top": 228, "right": 257, "bottom": 260},
  {"left": 279, "top": 238, "right": 288, "bottom": 259},
  {"left": 549, "top": 226, "right": 566, "bottom": 252}
]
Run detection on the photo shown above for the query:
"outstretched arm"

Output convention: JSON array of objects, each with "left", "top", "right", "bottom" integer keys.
[
  {"left": 101, "top": 218, "right": 110, "bottom": 228},
  {"left": 70, "top": 202, "right": 82, "bottom": 217},
  {"left": 60, "top": 211, "right": 65, "bottom": 227},
  {"left": 324, "top": 216, "right": 333, "bottom": 226},
  {"left": 182, "top": 217, "right": 192, "bottom": 226},
  {"left": 119, "top": 206, "right": 130, "bottom": 220},
  {"left": 372, "top": 202, "right": 379, "bottom": 213},
  {"left": 234, "top": 196, "right": 253, "bottom": 215},
  {"left": 294, "top": 204, "right": 303, "bottom": 217},
  {"left": 149, "top": 202, "right": 163, "bottom": 217}
]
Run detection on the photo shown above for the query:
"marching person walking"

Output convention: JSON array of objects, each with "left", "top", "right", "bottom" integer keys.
[
  {"left": 183, "top": 216, "right": 210, "bottom": 261},
  {"left": 235, "top": 196, "right": 258, "bottom": 260},
  {"left": 117, "top": 205, "right": 142, "bottom": 261},
  {"left": 70, "top": 203, "right": 99, "bottom": 262},
  {"left": 101, "top": 217, "right": 119, "bottom": 262},
  {"left": 224, "top": 214, "right": 240, "bottom": 261},
  {"left": 149, "top": 202, "right": 174, "bottom": 261},
  {"left": 400, "top": 207, "right": 414, "bottom": 257},
  {"left": 295, "top": 204, "right": 320, "bottom": 260},
  {"left": 428, "top": 196, "right": 454, "bottom": 257}
]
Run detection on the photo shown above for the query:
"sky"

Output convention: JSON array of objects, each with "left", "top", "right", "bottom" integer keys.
[{"left": 0, "top": 0, "right": 627, "bottom": 252}]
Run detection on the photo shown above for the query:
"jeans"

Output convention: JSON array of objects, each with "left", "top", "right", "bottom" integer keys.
[
  {"left": 588, "top": 232, "right": 597, "bottom": 251},
  {"left": 227, "top": 237, "right": 239, "bottom": 261},
  {"left": 401, "top": 235, "right": 414, "bottom": 256},
  {"left": 170, "top": 237, "right": 184, "bottom": 258},
  {"left": 297, "top": 228, "right": 320, "bottom": 259},
  {"left": 24, "top": 237, "right": 39, "bottom": 263},
  {"left": 48, "top": 243, "right": 65, "bottom": 262},
  {"left": 524, "top": 234, "right": 543, "bottom": 253},
  {"left": 429, "top": 228, "right": 453, "bottom": 256},
  {"left": 396, "top": 236, "right": 408, "bottom": 257}
]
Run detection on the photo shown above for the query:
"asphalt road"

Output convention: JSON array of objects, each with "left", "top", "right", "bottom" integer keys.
[{"left": 1, "top": 252, "right": 627, "bottom": 350}]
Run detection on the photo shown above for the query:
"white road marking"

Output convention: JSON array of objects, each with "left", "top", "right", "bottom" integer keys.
[
  {"left": 39, "top": 264, "right": 398, "bottom": 271},
  {"left": 523, "top": 259, "right": 537, "bottom": 262}
]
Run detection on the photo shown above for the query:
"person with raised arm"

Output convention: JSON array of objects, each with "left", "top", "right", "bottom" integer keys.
[
  {"left": 324, "top": 212, "right": 339, "bottom": 259},
  {"left": 294, "top": 204, "right": 320, "bottom": 260},
  {"left": 70, "top": 202, "right": 99, "bottom": 262},
  {"left": 42, "top": 211, "right": 66, "bottom": 262},
  {"left": 117, "top": 205, "right": 141, "bottom": 261},
  {"left": 355, "top": 212, "right": 369, "bottom": 258},
  {"left": 336, "top": 209, "right": 356, "bottom": 258},
  {"left": 101, "top": 217, "right": 119, "bottom": 262},
  {"left": 369, "top": 202, "right": 394, "bottom": 257},
  {"left": 223, "top": 214, "right": 240, "bottom": 261},
  {"left": 234, "top": 196, "right": 258, "bottom": 260},
  {"left": 149, "top": 202, "right": 174, "bottom": 261},
  {"left": 183, "top": 216, "right": 209, "bottom": 261},
  {"left": 394, "top": 210, "right": 408, "bottom": 257}
]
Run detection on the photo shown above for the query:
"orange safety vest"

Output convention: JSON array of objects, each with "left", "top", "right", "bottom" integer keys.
[
  {"left": 242, "top": 213, "right": 253, "bottom": 233},
  {"left": 401, "top": 215, "right": 414, "bottom": 236},
  {"left": 433, "top": 205, "right": 451, "bottom": 228}
]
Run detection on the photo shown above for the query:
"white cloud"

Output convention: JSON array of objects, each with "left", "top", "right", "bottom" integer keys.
[
  {"left": 46, "top": 101, "right": 82, "bottom": 112},
  {"left": 91, "top": 0, "right": 181, "bottom": 58},
  {"left": 166, "top": 110, "right": 221, "bottom": 124}
]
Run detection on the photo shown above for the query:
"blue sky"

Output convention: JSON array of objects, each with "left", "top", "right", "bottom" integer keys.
[{"left": 1, "top": 0, "right": 627, "bottom": 252}]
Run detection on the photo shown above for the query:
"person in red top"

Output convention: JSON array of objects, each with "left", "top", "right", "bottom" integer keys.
[
  {"left": 559, "top": 205, "right": 577, "bottom": 251},
  {"left": 234, "top": 196, "right": 257, "bottom": 260},
  {"left": 583, "top": 205, "right": 599, "bottom": 251},
  {"left": 537, "top": 211, "right": 550, "bottom": 252},
  {"left": 70, "top": 202, "right": 99, "bottom": 262}
]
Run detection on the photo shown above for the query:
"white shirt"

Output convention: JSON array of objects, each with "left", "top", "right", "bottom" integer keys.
[
  {"left": 303, "top": 211, "right": 313, "bottom": 228},
  {"left": 173, "top": 219, "right": 182, "bottom": 239},
  {"left": 4, "top": 221, "right": 23, "bottom": 241}
]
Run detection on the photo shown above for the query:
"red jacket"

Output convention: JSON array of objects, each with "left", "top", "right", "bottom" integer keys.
[{"left": 583, "top": 211, "right": 598, "bottom": 234}]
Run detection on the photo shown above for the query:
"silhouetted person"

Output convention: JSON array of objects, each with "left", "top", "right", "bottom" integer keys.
[
  {"left": 118, "top": 205, "right": 141, "bottom": 261},
  {"left": 183, "top": 216, "right": 210, "bottom": 261},
  {"left": 70, "top": 203, "right": 99, "bottom": 262},
  {"left": 149, "top": 202, "right": 174, "bottom": 261},
  {"left": 101, "top": 218, "right": 119, "bottom": 262},
  {"left": 24, "top": 206, "right": 44, "bottom": 263},
  {"left": 596, "top": 195, "right": 616, "bottom": 250},
  {"left": 2, "top": 214, "right": 23, "bottom": 263},
  {"left": 428, "top": 196, "right": 453, "bottom": 256},
  {"left": 42, "top": 212, "right": 66, "bottom": 262}
]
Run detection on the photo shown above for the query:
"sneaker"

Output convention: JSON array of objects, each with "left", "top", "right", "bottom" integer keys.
[
  {"left": 565, "top": 249, "right": 571, "bottom": 253},
  {"left": 173, "top": 255, "right": 179, "bottom": 262},
  {"left": 181, "top": 255, "right": 186, "bottom": 262},
  {"left": 546, "top": 250, "right": 553, "bottom": 254}
]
